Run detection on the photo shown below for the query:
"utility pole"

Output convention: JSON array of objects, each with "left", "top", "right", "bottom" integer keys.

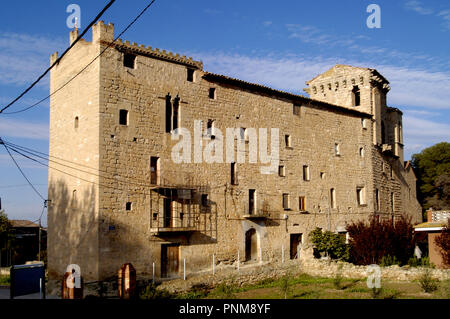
[{"left": 38, "top": 200, "right": 48, "bottom": 262}]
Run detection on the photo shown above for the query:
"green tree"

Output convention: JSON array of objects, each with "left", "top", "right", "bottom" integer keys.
[
  {"left": 309, "top": 228, "right": 350, "bottom": 261},
  {"left": 0, "top": 210, "right": 14, "bottom": 265},
  {"left": 411, "top": 142, "right": 450, "bottom": 210}
]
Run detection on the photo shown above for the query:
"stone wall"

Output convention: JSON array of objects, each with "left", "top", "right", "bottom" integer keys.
[
  {"left": 158, "top": 258, "right": 450, "bottom": 294},
  {"left": 48, "top": 21, "right": 422, "bottom": 286}
]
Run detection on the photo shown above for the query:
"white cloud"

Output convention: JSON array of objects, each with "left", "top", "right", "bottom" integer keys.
[
  {"left": 377, "top": 66, "right": 450, "bottom": 109},
  {"left": 0, "top": 32, "right": 66, "bottom": 86},
  {"left": 0, "top": 118, "right": 48, "bottom": 140},
  {"left": 204, "top": 8, "right": 222, "bottom": 15},
  {"left": 194, "top": 51, "right": 450, "bottom": 160},
  {"left": 403, "top": 115, "right": 450, "bottom": 158},
  {"left": 404, "top": 1, "right": 434, "bottom": 15},
  {"left": 438, "top": 9, "right": 450, "bottom": 29},
  {"left": 197, "top": 52, "right": 450, "bottom": 109},
  {"left": 284, "top": 23, "right": 449, "bottom": 70}
]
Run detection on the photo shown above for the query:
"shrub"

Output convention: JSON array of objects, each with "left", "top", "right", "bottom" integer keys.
[
  {"left": 0, "top": 275, "right": 10, "bottom": 286},
  {"left": 408, "top": 256, "right": 430, "bottom": 267},
  {"left": 435, "top": 220, "right": 450, "bottom": 267},
  {"left": 309, "top": 228, "right": 350, "bottom": 261},
  {"left": 214, "top": 282, "right": 235, "bottom": 299},
  {"left": 346, "top": 216, "right": 416, "bottom": 265},
  {"left": 380, "top": 255, "right": 400, "bottom": 267},
  {"left": 418, "top": 268, "right": 439, "bottom": 293},
  {"left": 139, "top": 283, "right": 174, "bottom": 299}
]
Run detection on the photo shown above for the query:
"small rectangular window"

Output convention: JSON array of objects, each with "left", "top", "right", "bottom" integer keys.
[
  {"left": 187, "top": 68, "right": 195, "bottom": 82},
  {"left": 330, "top": 188, "right": 336, "bottom": 209},
  {"left": 335, "top": 143, "right": 341, "bottom": 156},
  {"left": 126, "top": 202, "right": 132, "bottom": 211},
  {"left": 357, "top": 187, "right": 365, "bottom": 206},
  {"left": 172, "top": 96, "right": 180, "bottom": 131},
  {"left": 150, "top": 157, "right": 160, "bottom": 185},
  {"left": 375, "top": 189, "right": 380, "bottom": 211},
  {"left": 283, "top": 193, "right": 290, "bottom": 210},
  {"left": 201, "top": 194, "right": 208, "bottom": 207},
  {"left": 249, "top": 189, "right": 256, "bottom": 215},
  {"left": 359, "top": 147, "right": 364, "bottom": 157},
  {"left": 361, "top": 118, "right": 367, "bottom": 129},
  {"left": 299, "top": 196, "right": 306, "bottom": 211},
  {"left": 279, "top": 165, "right": 285, "bottom": 177},
  {"left": 207, "top": 119, "right": 215, "bottom": 139},
  {"left": 231, "top": 162, "right": 238, "bottom": 185},
  {"left": 303, "top": 165, "right": 310, "bottom": 181},
  {"left": 391, "top": 192, "right": 395, "bottom": 212},
  {"left": 119, "top": 109, "right": 129, "bottom": 126},
  {"left": 285, "top": 135, "right": 292, "bottom": 148},
  {"left": 123, "top": 53, "right": 136, "bottom": 69},
  {"left": 352, "top": 86, "right": 360, "bottom": 107},
  {"left": 209, "top": 88, "right": 216, "bottom": 99}
]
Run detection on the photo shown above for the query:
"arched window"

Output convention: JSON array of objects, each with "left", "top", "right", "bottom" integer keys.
[{"left": 74, "top": 116, "right": 79, "bottom": 129}]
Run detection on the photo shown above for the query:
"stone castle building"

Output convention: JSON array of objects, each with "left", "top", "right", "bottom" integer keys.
[{"left": 47, "top": 21, "right": 422, "bottom": 284}]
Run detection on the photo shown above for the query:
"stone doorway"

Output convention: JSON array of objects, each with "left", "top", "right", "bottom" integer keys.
[
  {"left": 290, "top": 233, "right": 302, "bottom": 259},
  {"left": 245, "top": 228, "right": 258, "bottom": 262},
  {"left": 161, "top": 244, "right": 179, "bottom": 278}
]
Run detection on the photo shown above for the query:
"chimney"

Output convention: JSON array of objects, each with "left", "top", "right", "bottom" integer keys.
[
  {"left": 70, "top": 28, "right": 79, "bottom": 45},
  {"left": 426, "top": 208, "right": 433, "bottom": 222}
]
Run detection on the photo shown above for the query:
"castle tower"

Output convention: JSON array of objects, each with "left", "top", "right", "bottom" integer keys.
[{"left": 304, "top": 65, "right": 403, "bottom": 162}]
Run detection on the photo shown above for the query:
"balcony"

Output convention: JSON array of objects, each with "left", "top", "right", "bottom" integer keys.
[
  {"left": 242, "top": 200, "right": 271, "bottom": 219},
  {"left": 242, "top": 212, "right": 270, "bottom": 219},
  {"left": 149, "top": 215, "right": 198, "bottom": 235},
  {"left": 381, "top": 144, "right": 393, "bottom": 155}
]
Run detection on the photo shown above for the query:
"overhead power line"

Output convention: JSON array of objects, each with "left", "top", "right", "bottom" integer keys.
[
  {"left": 0, "top": 0, "right": 116, "bottom": 115},
  {"left": 2, "top": 139, "right": 289, "bottom": 199},
  {"left": 0, "top": 138, "right": 46, "bottom": 201},
  {"left": 0, "top": 0, "right": 157, "bottom": 115}
]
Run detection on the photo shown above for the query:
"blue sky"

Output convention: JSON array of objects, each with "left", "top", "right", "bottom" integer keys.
[{"left": 0, "top": 0, "right": 449, "bottom": 225}]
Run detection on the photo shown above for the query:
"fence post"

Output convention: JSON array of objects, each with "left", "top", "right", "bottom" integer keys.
[
  {"left": 260, "top": 246, "right": 263, "bottom": 264},
  {"left": 237, "top": 250, "right": 240, "bottom": 272},
  {"left": 183, "top": 259, "right": 186, "bottom": 281},
  {"left": 152, "top": 262, "right": 155, "bottom": 284}
]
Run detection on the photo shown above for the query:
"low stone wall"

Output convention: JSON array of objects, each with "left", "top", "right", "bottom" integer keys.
[
  {"left": 301, "top": 258, "right": 449, "bottom": 282},
  {"left": 46, "top": 258, "right": 450, "bottom": 297},
  {"left": 158, "top": 258, "right": 450, "bottom": 294}
]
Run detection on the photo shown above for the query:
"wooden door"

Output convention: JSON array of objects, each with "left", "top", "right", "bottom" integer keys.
[
  {"left": 161, "top": 244, "right": 179, "bottom": 278},
  {"left": 290, "top": 234, "right": 302, "bottom": 259},
  {"left": 245, "top": 229, "right": 257, "bottom": 261}
]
